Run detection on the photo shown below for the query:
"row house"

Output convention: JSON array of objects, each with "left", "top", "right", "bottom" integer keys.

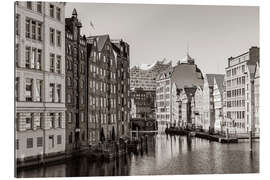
[
  {"left": 65, "top": 9, "right": 87, "bottom": 154},
  {"left": 156, "top": 54, "right": 203, "bottom": 132},
  {"left": 86, "top": 35, "right": 130, "bottom": 145},
  {"left": 225, "top": 47, "right": 259, "bottom": 133},
  {"left": 213, "top": 75, "right": 225, "bottom": 132},
  {"left": 15, "top": 2, "right": 66, "bottom": 161},
  {"left": 194, "top": 86, "right": 203, "bottom": 128},
  {"left": 111, "top": 40, "right": 131, "bottom": 138},
  {"left": 200, "top": 74, "right": 225, "bottom": 133}
]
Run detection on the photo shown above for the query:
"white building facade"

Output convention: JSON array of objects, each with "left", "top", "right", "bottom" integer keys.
[
  {"left": 224, "top": 47, "right": 259, "bottom": 133},
  {"left": 15, "top": 2, "right": 66, "bottom": 161}
]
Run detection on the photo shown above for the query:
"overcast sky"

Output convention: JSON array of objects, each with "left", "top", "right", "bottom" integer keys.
[{"left": 65, "top": 3, "right": 259, "bottom": 74}]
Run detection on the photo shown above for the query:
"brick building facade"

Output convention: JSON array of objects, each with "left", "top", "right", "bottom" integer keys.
[{"left": 65, "top": 9, "right": 88, "bottom": 154}]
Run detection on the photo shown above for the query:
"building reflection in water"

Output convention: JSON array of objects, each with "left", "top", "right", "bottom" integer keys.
[{"left": 17, "top": 134, "right": 259, "bottom": 177}]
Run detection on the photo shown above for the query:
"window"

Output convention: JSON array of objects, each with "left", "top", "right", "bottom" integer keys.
[
  {"left": 16, "top": 139, "right": 19, "bottom": 150},
  {"left": 56, "top": 55, "right": 61, "bottom": 73},
  {"left": 49, "top": 83, "right": 55, "bottom": 102},
  {"left": 16, "top": 14, "right": 20, "bottom": 36},
  {"left": 69, "top": 132, "right": 72, "bottom": 144},
  {"left": 25, "top": 19, "right": 30, "bottom": 38},
  {"left": 15, "top": 77, "right": 19, "bottom": 101},
  {"left": 57, "top": 113, "right": 62, "bottom": 128},
  {"left": 50, "top": 53, "right": 55, "bottom": 72},
  {"left": 37, "top": 2, "right": 42, "bottom": 13},
  {"left": 31, "top": 48, "right": 36, "bottom": 68},
  {"left": 25, "top": 113, "right": 33, "bottom": 130},
  {"left": 37, "top": 49, "right": 42, "bottom": 70},
  {"left": 57, "top": 135, "right": 61, "bottom": 144},
  {"left": 67, "top": 94, "right": 71, "bottom": 103},
  {"left": 56, "top": 31, "right": 61, "bottom": 47},
  {"left": 67, "top": 77, "right": 71, "bottom": 86},
  {"left": 31, "top": 20, "right": 36, "bottom": 39},
  {"left": 25, "top": 78, "right": 33, "bottom": 101},
  {"left": 16, "top": 44, "right": 19, "bottom": 67},
  {"left": 56, "top": 84, "right": 61, "bottom": 103},
  {"left": 80, "top": 79, "right": 84, "bottom": 88},
  {"left": 36, "top": 80, "right": 42, "bottom": 102},
  {"left": 56, "top": 7, "right": 61, "bottom": 21},
  {"left": 50, "top": 28, "right": 55, "bottom": 45},
  {"left": 81, "top": 112, "right": 84, "bottom": 122},
  {"left": 68, "top": 112, "right": 72, "bottom": 123},
  {"left": 242, "top": 65, "right": 245, "bottom": 73},
  {"left": 37, "top": 137, "right": 43, "bottom": 147},
  {"left": 26, "top": 138, "right": 33, "bottom": 148},
  {"left": 49, "top": 113, "right": 54, "bottom": 128},
  {"left": 26, "top": 2, "right": 32, "bottom": 10},
  {"left": 37, "top": 23, "right": 42, "bottom": 41},
  {"left": 50, "top": 4, "right": 54, "bottom": 18}
]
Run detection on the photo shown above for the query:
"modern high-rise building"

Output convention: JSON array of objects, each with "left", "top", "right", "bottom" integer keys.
[
  {"left": 224, "top": 47, "right": 259, "bottom": 133},
  {"left": 15, "top": 2, "right": 66, "bottom": 163},
  {"left": 156, "top": 54, "right": 204, "bottom": 132},
  {"left": 130, "top": 59, "right": 171, "bottom": 91},
  {"left": 65, "top": 9, "right": 88, "bottom": 154}
]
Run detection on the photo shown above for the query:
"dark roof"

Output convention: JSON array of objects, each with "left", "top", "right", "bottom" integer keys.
[
  {"left": 214, "top": 74, "right": 225, "bottom": 93},
  {"left": 87, "top": 34, "right": 110, "bottom": 51},
  {"left": 205, "top": 74, "right": 224, "bottom": 87},
  {"left": 171, "top": 63, "right": 204, "bottom": 90}
]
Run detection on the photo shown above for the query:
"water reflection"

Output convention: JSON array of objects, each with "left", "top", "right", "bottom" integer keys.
[{"left": 17, "top": 134, "right": 259, "bottom": 177}]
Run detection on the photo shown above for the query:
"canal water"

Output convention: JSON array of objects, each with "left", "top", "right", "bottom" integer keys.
[{"left": 17, "top": 134, "right": 259, "bottom": 177}]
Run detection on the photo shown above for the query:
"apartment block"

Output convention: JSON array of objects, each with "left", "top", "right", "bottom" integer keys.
[
  {"left": 225, "top": 47, "right": 259, "bottom": 133},
  {"left": 15, "top": 2, "right": 66, "bottom": 161}
]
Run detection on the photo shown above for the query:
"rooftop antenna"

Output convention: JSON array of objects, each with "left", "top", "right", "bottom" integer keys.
[{"left": 187, "top": 41, "right": 190, "bottom": 56}]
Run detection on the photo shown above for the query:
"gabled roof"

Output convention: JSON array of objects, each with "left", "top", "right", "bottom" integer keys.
[
  {"left": 87, "top": 34, "right": 110, "bottom": 51},
  {"left": 214, "top": 74, "right": 225, "bottom": 93},
  {"left": 205, "top": 74, "right": 224, "bottom": 87}
]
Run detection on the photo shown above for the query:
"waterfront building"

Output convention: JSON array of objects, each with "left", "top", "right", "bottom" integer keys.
[
  {"left": 130, "top": 59, "right": 171, "bottom": 91},
  {"left": 171, "top": 83, "right": 181, "bottom": 127},
  {"left": 130, "top": 88, "right": 155, "bottom": 119},
  {"left": 201, "top": 74, "right": 225, "bottom": 133},
  {"left": 111, "top": 39, "right": 131, "bottom": 138},
  {"left": 65, "top": 9, "right": 88, "bottom": 154},
  {"left": 156, "top": 68, "right": 173, "bottom": 132},
  {"left": 179, "top": 86, "right": 197, "bottom": 128},
  {"left": 225, "top": 47, "right": 259, "bottom": 133},
  {"left": 213, "top": 75, "right": 225, "bottom": 133},
  {"left": 130, "top": 88, "right": 156, "bottom": 131},
  {"left": 193, "top": 85, "right": 203, "bottom": 128},
  {"left": 86, "top": 35, "right": 130, "bottom": 145},
  {"left": 254, "top": 61, "right": 260, "bottom": 133},
  {"left": 156, "top": 54, "right": 203, "bottom": 132},
  {"left": 15, "top": 2, "right": 66, "bottom": 161}
]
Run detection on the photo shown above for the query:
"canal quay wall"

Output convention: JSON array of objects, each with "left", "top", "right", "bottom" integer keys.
[
  {"left": 16, "top": 137, "right": 149, "bottom": 169},
  {"left": 165, "top": 128, "right": 259, "bottom": 143}
]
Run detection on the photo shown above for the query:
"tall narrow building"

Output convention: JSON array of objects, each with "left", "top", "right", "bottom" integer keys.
[
  {"left": 86, "top": 35, "right": 130, "bottom": 145},
  {"left": 15, "top": 2, "right": 66, "bottom": 163},
  {"left": 65, "top": 9, "right": 88, "bottom": 154}
]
